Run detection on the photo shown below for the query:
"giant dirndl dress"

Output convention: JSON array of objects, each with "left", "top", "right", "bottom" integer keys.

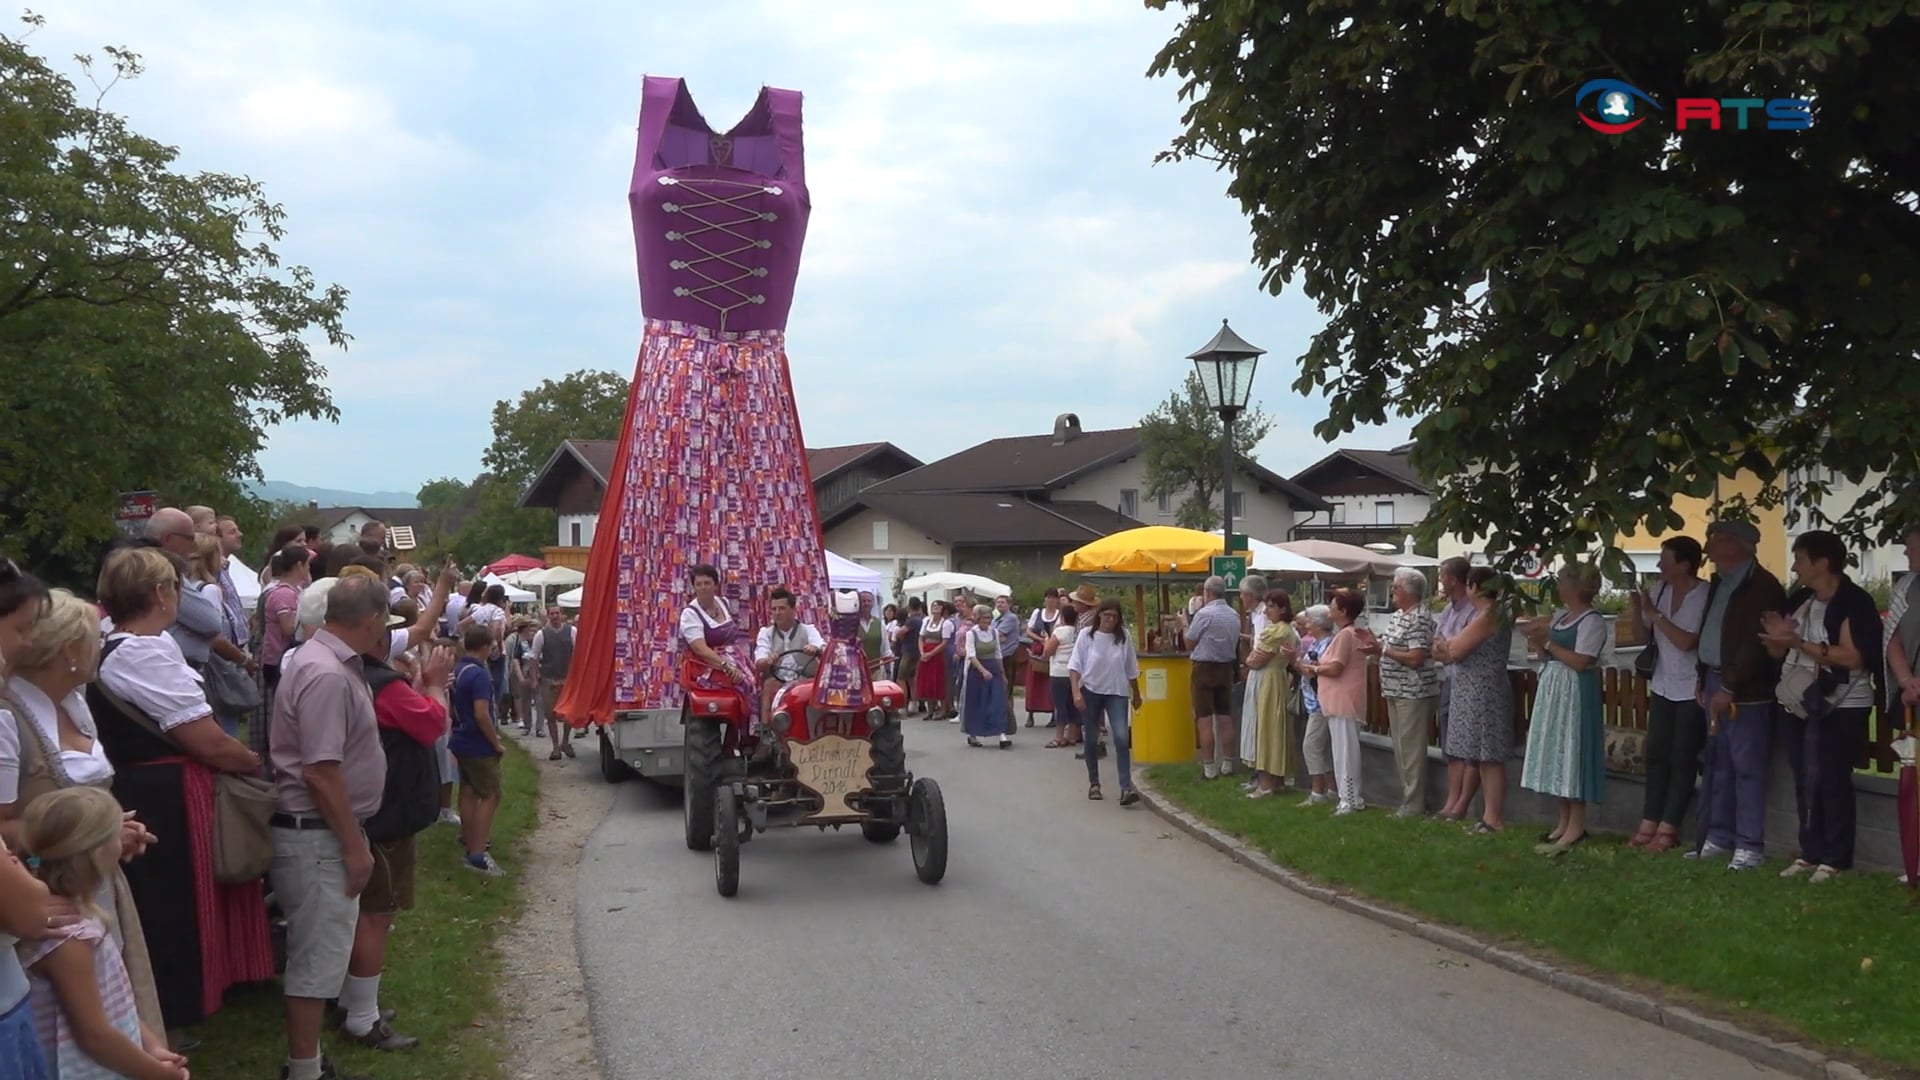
[
  {"left": 1520, "top": 611, "right": 1606, "bottom": 802},
  {"left": 560, "top": 77, "right": 831, "bottom": 726}
]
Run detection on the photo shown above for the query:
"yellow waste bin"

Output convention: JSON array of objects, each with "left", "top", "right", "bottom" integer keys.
[{"left": 1130, "top": 653, "right": 1195, "bottom": 765}]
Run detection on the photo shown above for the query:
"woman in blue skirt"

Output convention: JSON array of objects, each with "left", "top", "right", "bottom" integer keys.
[
  {"left": 960, "top": 605, "right": 1012, "bottom": 749},
  {"left": 1, "top": 839, "right": 53, "bottom": 1079}
]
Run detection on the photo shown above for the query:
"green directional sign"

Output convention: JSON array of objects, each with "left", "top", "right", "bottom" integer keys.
[{"left": 1210, "top": 555, "right": 1248, "bottom": 588}]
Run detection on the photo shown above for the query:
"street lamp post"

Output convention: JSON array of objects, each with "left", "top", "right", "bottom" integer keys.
[{"left": 1187, "top": 319, "right": 1265, "bottom": 556}]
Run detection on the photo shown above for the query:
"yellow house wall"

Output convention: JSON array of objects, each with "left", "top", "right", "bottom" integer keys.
[{"left": 1610, "top": 473, "right": 1788, "bottom": 579}]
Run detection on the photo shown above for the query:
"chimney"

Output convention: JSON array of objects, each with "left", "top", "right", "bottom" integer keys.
[{"left": 1051, "top": 413, "right": 1082, "bottom": 446}]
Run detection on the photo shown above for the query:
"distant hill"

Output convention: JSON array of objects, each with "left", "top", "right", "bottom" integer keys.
[{"left": 245, "top": 480, "right": 419, "bottom": 509}]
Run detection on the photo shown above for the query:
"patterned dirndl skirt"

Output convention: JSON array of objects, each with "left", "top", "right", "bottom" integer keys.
[
  {"left": 1024, "top": 663, "right": 1054, "bottom": 716},
  {"left": 0, "top": 994, "right": 50, "bottom": 1080}
]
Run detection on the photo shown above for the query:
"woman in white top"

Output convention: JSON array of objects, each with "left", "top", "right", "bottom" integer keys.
[
  {"left": 0, "top": 590, "right": 162, "bottom": 1031},
  {"left": 678, "top": 563, "right": 761, "bottom": 729},
  {"left": 1068, "top": 600, "right": 1143, "bottom": 804},
  {"left": 89, "top": 546, "right": 269, "bottom": 1035},
  {"left": 1626, "top": 535, "right": 1709, "bottom": 852},
  {"left": 0, "top": 556, "right": 56, "bottom": 1078},
  {"left": 1760, "top": 530, "right": 1882, "bottom": 882},
  {"left": 1042, "top": 605, "right": 1081, "bottom": 748}
]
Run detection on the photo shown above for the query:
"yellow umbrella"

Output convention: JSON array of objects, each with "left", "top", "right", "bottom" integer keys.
[{"left": 1061, "top": 526, "right": 1235, "bottom": 574}]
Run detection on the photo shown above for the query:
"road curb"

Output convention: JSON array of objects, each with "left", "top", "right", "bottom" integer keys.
[{"left": 1133, "top": 776, "right": 1885, "bottom": 1080}]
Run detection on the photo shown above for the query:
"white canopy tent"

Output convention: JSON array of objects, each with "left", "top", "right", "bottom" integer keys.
[
  {"left": 825, "top": 550, "right": 884, "bottom": 594},
  {"left": 504, "top": 565, "right": 585, "bottom": 589},
  {"left": 901, "top": 571, "right": 1011, "bottom": 600},
  {"left": 481, "top": 573, "right": 538, "bottom": 604},
  {"left": 556, "top": 586, "right": 582, "bottom": 609}
]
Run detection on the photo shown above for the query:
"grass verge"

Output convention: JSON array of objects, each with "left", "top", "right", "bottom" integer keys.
[
  {"left": 187, "top": 746, "right": 540, "bottom": 1079},
  {"left": 1144, "top": 764, "right": 1920, "bottom": 1073}
]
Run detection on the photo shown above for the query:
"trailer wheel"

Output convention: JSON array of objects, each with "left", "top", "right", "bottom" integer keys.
[
  {"left": 909, "top": 777, "right": 948, "bottom": 885},
  {"left": 714, "top": 787, "right": 740, "bottom": 898},
  {"left": 683, "top": 708, "right": 724, "bottom": 852},
  {"left": 599, "top": 729, "right": 632, "bottom": 784}
]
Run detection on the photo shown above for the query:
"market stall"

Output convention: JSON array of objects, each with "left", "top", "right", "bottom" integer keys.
[{"left": 1061, "top": 526, "right": 1337, "bottom": 765}]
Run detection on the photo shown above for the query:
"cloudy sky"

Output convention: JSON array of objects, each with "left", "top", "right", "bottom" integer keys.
[{"left": 35, "top": 0, "right": 1410, "bottom": 496}]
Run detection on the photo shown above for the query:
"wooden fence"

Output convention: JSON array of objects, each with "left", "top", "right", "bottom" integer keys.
[{"left": 1357, "top": 663, "right": 1902, "bottom": 777}]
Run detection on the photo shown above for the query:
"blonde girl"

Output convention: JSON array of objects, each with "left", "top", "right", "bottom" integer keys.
[{"left": 18, "top": 787, "right": 187, "bottom": 1079}]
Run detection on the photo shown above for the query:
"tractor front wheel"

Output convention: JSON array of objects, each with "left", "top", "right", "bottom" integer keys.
[
  {"left": 714, "top": 787, "right": 741, "bottom": 898},
  {"left": 909, "top": 777, "right": 948, "bottom": 885}
]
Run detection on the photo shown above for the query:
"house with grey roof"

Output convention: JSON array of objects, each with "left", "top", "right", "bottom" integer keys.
[{"left": 1286, "top": 443, "right": 1434, "bottom": 549}]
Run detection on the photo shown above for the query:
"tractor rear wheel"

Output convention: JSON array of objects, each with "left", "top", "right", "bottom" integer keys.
[
  {"left": 683, "top": 707, "right": 725, "bottom": 852},
  {"left": 868, "top": 714, "right": 907, "bottom": 789}
]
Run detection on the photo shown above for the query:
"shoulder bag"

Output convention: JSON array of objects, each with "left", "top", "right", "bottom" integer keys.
[
  {"left": 1634, "top": 585, "right": 1664, "bottom": 677},
  {"left": 94, "top": 640, "right": 276, "bottom": 883},
  {"left": 204, "top": 596, "right": 263, "bottom": 714}
]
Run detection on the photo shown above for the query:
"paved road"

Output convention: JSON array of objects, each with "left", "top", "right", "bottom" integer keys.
[{"left": 575, "top": 723, "right": 1783, "bottom": 1080}]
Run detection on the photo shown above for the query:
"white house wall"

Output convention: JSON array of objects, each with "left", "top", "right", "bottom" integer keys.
[
  {"left": 1318, "top": 492, "right": 1433, "bottom": 531},
  {"left": 1052, "top": 456, "right": 1299, "bottom": 540},
  {"left": 557, "top": 513, "right": 598, "bottom": 549},
  {"left": 821, "top": 506, "right": 951, "bottom": 604},
  {"left": 1784, "top": 468, "right": 1907, "bottom": 583}
]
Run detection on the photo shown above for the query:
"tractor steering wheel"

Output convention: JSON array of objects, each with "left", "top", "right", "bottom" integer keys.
[{"left": 769, "top": 647, "right": 821, "bottom": 680}]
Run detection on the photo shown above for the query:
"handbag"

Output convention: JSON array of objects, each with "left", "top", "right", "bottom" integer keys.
[
  {"left": 93, "top": 641, "right": 277, "bottom": 883},
  {"left": 204, "top": 654, "right": 262, "bottom": 713},
  {"left": 1634, "top": 585, "right": 1663, "bottom": 677},
  {"left": 205, "top": 599, "right": 262, "bottom": 713}
]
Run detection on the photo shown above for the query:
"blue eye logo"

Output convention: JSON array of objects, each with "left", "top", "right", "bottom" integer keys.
[{"left": 1575, "top": 79, "right": 1662, "bottom": 134}]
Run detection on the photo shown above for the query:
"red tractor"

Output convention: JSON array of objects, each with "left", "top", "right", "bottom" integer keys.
[{"left": 679, "top": 590, "right": 948, "bottom": 896}]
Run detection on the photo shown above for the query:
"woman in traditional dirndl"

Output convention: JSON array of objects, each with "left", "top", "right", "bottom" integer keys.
[
  {"left": 678, "top": 564, "right": 760, "bottom": 728},
  {"left": 1521, "top": 565, "right": 1608, "bottom": 854},
  {"left": 960, "top": 605, "right": 1011, "bottom": 749},
  {"left": 1023, "top": 590, "right": 1060, "bottom": 725},
  {"left": 914, "top": 601, "right": 951, "bottom": 720}
]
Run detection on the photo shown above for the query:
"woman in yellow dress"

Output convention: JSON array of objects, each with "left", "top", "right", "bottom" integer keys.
[{"left": 1248, "top": 593, "right": 1299, "bottom": 799}]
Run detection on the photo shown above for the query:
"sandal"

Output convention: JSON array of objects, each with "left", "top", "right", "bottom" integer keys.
[
  {"left": 1627, "top": 823, "right": 1657, "bottom": 849},
  {"left": 1088, "top": 784, "right": 1104, "bottom": 801},
  {"left": 1045, "top": 739, "right": 1070, "bottom": 749},
  {"left": 1646, "top": 830, "right": 1680, "bottom": 853},
  {"left": 1467, "top": 821, "right": 1503, "bottom": 835}
]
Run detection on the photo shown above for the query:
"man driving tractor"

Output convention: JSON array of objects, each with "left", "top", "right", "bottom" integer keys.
[{"left": 754, "top": 586, "right": 824, "bottom": 723}]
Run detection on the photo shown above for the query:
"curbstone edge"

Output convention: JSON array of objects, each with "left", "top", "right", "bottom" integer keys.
[{"left": 1132, "top": 775, "right": 1883, "bottom": 1080}]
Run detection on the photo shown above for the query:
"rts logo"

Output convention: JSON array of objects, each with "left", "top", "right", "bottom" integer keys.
[{"left": 1574, "top": 79, "right": 1813, "bottom": 133}]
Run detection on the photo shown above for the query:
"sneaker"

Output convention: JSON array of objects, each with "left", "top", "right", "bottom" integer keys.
[
  {"left": 437, "top": 809, "right": 462, "bottom": 828},
  {"left": 464, "top": 852, "right": 505, "bottom": 877},
  {"left": 1297, "top": 792, "right": 1329, "bottom": 808},
  {"left": 1117, "top": 789, "right": 1140, "bottom": 807},
  {"left": 1727, "top": 849, "right": 1765, "bottom": 871},
  {"left": 1246, "top": 788, "right": 1274, "bottom": 800},
  {"left": 1201, "top": 763, "right": 1219, "bottom": 781},
  {"left": 1219, "top": 761, "right": 1236, "bottom": 777},
  {"left": 1682, "top": 841, "right": 1727, "bottom": 861},
  {"left": 1808, "top": 864, "right": 1840, "bottom": 884},
  {"left": 1332, "top": 802, "right": 1358, "bottom": 816},
  {"left": 1779, "top": 858, "right": 1816, "bottom": 879}
]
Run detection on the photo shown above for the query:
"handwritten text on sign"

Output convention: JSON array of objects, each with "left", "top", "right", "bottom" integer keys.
[{"left": 788, "top": 734, "right": 872, "bottom": 819}]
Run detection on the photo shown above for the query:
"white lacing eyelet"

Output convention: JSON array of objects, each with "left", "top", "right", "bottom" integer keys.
[
  {"left": 756, "top": 240, "right": 772, "bottom": 249},
  {"left": 673, "top": 287, "right": 690, "bottom": 297},
  {"left": 665, "top": 231, "right": 682, "bottom": 240},
  {"left": 662, "top": 202, "right": 679, "bottom": 212},
  {"left": 761, "top": 212, "right": 777, "bottom": 221},
  {"left": 669, "top": 260, "right": 688, "bottom": 270},
  {"left": 657, "top": 176, "right": 678, "bottom": 186}
]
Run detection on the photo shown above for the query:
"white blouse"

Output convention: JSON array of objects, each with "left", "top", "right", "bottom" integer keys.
[
  {"left": 679, "top": 599, "right": 734, "bottom": 645},
  {"left": 98, "top": 632, "right": 213, "bottom": 730},
  {"left": 0, "top": 682, "right": 114, "bottom": 802}
]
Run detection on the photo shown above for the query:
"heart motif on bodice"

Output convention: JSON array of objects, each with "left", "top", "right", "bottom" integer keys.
[{"left": 708, "top": 134, "right": 733, "bottom": 166}]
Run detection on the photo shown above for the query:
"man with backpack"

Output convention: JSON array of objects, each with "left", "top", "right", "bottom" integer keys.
[{"left": 335, "top": 634, "right": 455, "bottom": 1052}]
